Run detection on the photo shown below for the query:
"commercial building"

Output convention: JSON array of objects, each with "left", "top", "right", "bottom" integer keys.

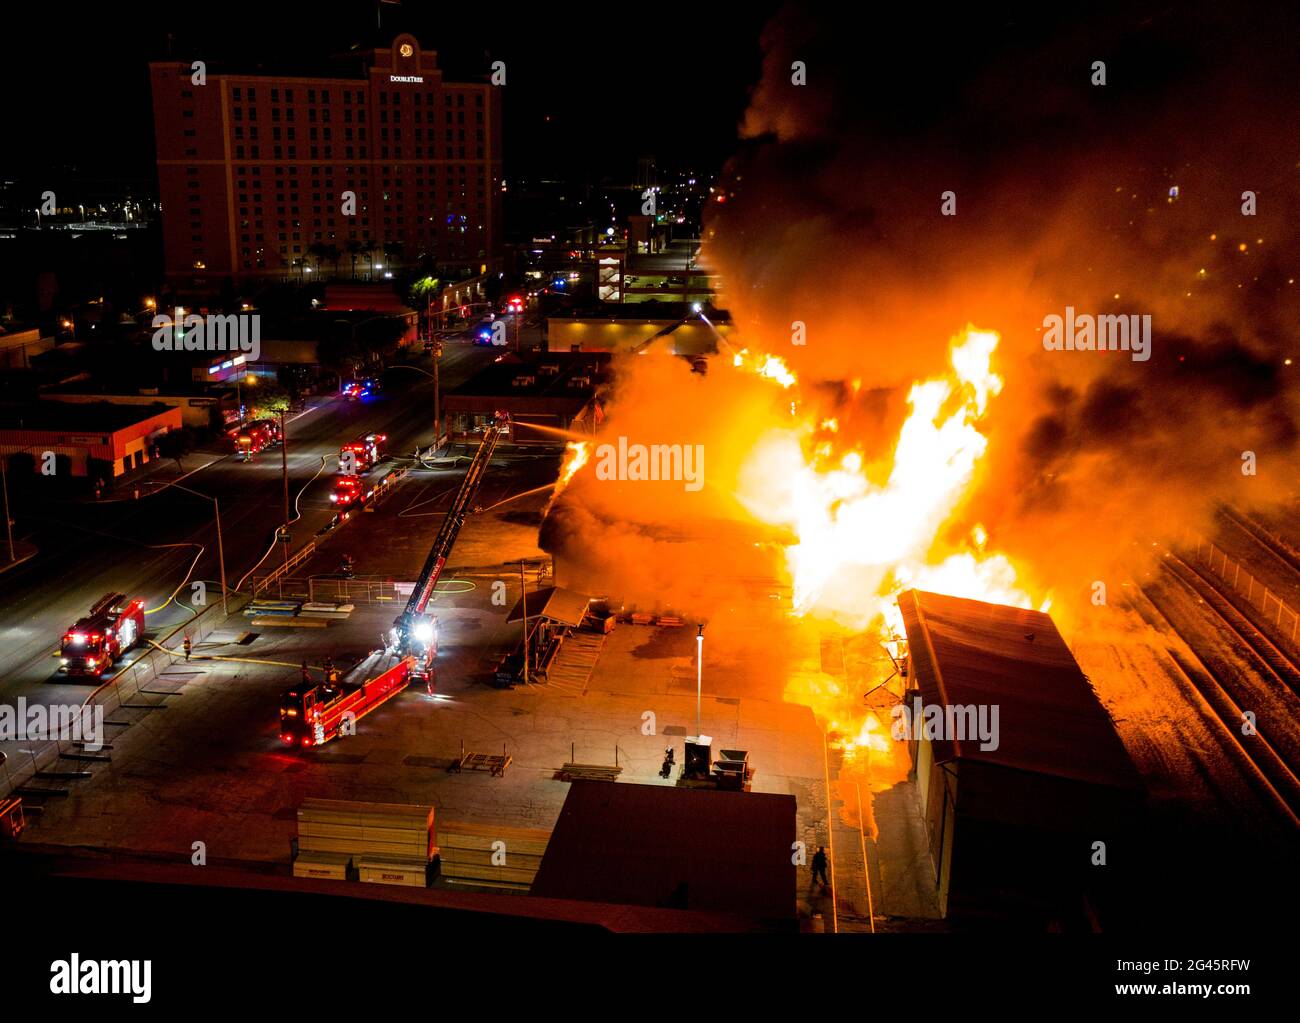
[
  {"left": 150, "top": 33, "right": 503, "bottom": 290},
  {"left": 532, "top": 780, "right": 797, "bottom": 930},
  {"left": 442, "top": 353, "right": 607, "bottom": 444},
  {"left": 0, "top": 402, "right": 183, "bottom": 478},
  {"left": 40, "top": 387, "right": 223, "bottom": 430},
  {"left": 897, "top": 590, "right": 1145, "bottom": 925},
  {"left": 544, "top": 303, "right": 732, "bottom": 356}
]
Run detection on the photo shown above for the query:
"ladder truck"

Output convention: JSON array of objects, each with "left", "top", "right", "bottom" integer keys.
[
  {"left": 280, "top": 653, "right": 415, "bottom": 747},
  {"left": 390, "top": 411, "right": 510, "bottom": 678}
]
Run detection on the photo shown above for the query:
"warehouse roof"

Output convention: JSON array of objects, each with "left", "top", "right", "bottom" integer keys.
[
  {"left": 533, "top": 781, "right": 796, "bottom": 925},
  {"left": 897, "top": 589, "right": 1141, "bottom": 792},
  {"left": 0, "top": 401, "right": 178, "bottom": 433}
]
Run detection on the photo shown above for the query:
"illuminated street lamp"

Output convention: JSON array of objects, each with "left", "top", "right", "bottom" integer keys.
[{"left": 696, "top": 624, "right": 704, "bottom": 736}]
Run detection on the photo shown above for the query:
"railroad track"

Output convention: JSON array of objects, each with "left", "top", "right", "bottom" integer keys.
[
  {"left": 1166, "top": 551, "right": 1300, "bottom": 695},
  {"left": 1142, "top": 553, "right": 1300, "bottom": 826},
  {"left": 1220, "top": 505, "right": 1300, "bottom": 582}
]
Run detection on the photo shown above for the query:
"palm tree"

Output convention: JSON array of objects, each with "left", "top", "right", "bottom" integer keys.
[
  {"left": 324, "top": 244, "right": 342, "bottom": 279},
  {"left": 307, "top": 242, "right": 328, "bottom": 276},
  {"left": 361, "top": 241, "right": 377, "bottom": 279},
  {"left": 346, "top": 239, "right": 363, "bottom": 280}
]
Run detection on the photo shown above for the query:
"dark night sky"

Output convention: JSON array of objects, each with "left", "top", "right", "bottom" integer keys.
[{"left": 2, "top": 0, "right": 780, "bottom": 188}]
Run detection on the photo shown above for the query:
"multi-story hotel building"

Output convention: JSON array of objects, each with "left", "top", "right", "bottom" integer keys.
[{"left": 150, "top": 34, "right": 502, "bottom": 290}]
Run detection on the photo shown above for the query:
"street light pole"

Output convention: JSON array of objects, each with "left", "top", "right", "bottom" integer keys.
[
  {"left": 158, "top": 481, "right": 230, "bottom": 617},
  {"left": 433, "top": 353, "right": 441, "bottom": 452},
  {"left": 279, "top": 408, "right": 290, "bottom": 572},
  {"left": 696, "top": 624, "right": 704, "bottom": 737},
  {"left": 212, "top": 497, "right": 230, "bottom": 617},
  {"left": 0, "top": 455, "right": 15, "bottom": 562},
  {"left": 520, "top": 559, "right": 529, "bottom": 686}
]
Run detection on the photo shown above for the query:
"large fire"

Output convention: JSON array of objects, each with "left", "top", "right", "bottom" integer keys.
[
  {"left": 736, "top": 326, "right": 1043, "bottom": 632},
  {"left": 548, "top": 326, "right": 1048, "bottom": 771}
]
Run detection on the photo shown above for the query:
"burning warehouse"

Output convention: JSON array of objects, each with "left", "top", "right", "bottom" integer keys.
[{"left": 896, "top": 590, "right": 1145, "bottom": 926}]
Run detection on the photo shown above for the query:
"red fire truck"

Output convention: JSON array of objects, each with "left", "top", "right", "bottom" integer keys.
[
  {"left": 338, "top": 432, "right": 387, "bottom": 474},
  {"left": 233, "top": 422, "right": 274, "bottom": 461},
  {"left": 279, "top": 655, "right": 414, "bottom": 747},
  {"left": 329, "top": 474, "right": 371, "bottom": 508},
  {"left": 59, "top": 593, "right": 146, "bottom": 676}
]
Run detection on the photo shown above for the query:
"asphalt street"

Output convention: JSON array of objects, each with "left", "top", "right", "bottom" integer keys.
[{"left": 0, "top": 340, "right": 502, "bottom": 763}]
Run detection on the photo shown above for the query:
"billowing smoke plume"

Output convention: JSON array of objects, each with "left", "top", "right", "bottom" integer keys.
[
  {"left": 705, "top": 4, "right": 1300, "bottom": 604},
  {"left": 546, "top": 4, "right": 1300, "bottom": 636}
]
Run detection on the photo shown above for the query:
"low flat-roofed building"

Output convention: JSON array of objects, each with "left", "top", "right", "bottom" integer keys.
[
  {"left": 40, "top": 385, "right": 223, "bottom": 430},
  {"left": 897, "top": 589, "right": 1145, "bottom": 926},
  {"left": 0, "top": 326, "right": 54, "bottom": 370},
  {"left": 532, "top": 780, "right": 797, "bottom": 930},
  {"left": 0, "top": 401, "right": 182, "bottom": 478},
  {"left": 442, "top": 352, "right": 608, "bottom": 444},
  {"left": 544, "top": 302, "right": 732, "bottom": 356}
]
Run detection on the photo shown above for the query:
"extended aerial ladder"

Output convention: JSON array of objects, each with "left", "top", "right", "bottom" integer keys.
[{"left": 391, "top": 411, "right": 510, "bottom": 672}]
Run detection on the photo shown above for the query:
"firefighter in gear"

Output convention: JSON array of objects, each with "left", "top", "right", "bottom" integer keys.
[{"left": 182, "top": 636, "right": 193, "bottom": 662}]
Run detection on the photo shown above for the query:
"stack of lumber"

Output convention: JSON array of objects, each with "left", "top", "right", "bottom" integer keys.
[
  {"left": 437, "top": 821, "right": 550, "bottom": 892},
  {"left": 245, "top": 599, "right": 300, "bottom": 618},
  {"left": 299, "top": 602, "right": 355, "bottom": 620},
  {"left": 558, "top": 763, "right": 622, "bottom": 782},
  {"left": 292, "top": 850, "right": 352, "bottom": 881},
  {"left": 295, "top": 798, "right": 436, "bottom": 888}
]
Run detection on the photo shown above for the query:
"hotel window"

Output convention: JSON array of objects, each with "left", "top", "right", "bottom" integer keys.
[
  {"left": 233, "top": 87, "right": 242, "bottom": 100},
  {"left": 248, "top": 88, "right": 256, "bottom": 100},
  {"left": 308, "top": 89, "right": 316, "bottom": 102},
  {"left": 271, "top": 88, "right": 279, "bottom": 102}
]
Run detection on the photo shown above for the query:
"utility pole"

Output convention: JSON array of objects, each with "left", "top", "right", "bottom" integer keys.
[
  {"left": 213, "top": 497, "right": 229, "bottom": 617},
  {"left": 519, "top": 559, "right": 529, "bottom": 686},
  {"left": 433, "top": 350, "right": 441, "bottom": 453},
  {"left": 0, "top": 455, "right": 14, "bottom": 562},
  {"left": 279, "top": 408, "right": 290, "bottom": 571}
]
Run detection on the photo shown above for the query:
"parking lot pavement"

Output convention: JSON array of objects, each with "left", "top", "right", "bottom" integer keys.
[{"left": 16, "top": 462, "right": 835, "bottom": 924}]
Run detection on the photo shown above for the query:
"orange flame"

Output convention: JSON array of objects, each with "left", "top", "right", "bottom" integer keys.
[{"left": 735, "top": 325, "right": 1041, "bottom": 630}]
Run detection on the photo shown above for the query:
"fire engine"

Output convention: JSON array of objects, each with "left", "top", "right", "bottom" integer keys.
[
  {"left": 280, "top": 655, "right": 415, "bottom": 747},
  {"left": 60, "top": 593, "right": 146, "bottom": 676},
  {"left": 248, "top": 418, "right": 282, "bottom": 445},
  {"left": 233, "top": 422, "right": 273, "bottom": 460},
  {"left": 329, "top": 474, "right": 372, "bottom": 508},
  {"left": 391, "top": 412, "right": 509, "bottom": 678},
  {"left": 338, "top": 432, "right": 387, "bottom": 474}
]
